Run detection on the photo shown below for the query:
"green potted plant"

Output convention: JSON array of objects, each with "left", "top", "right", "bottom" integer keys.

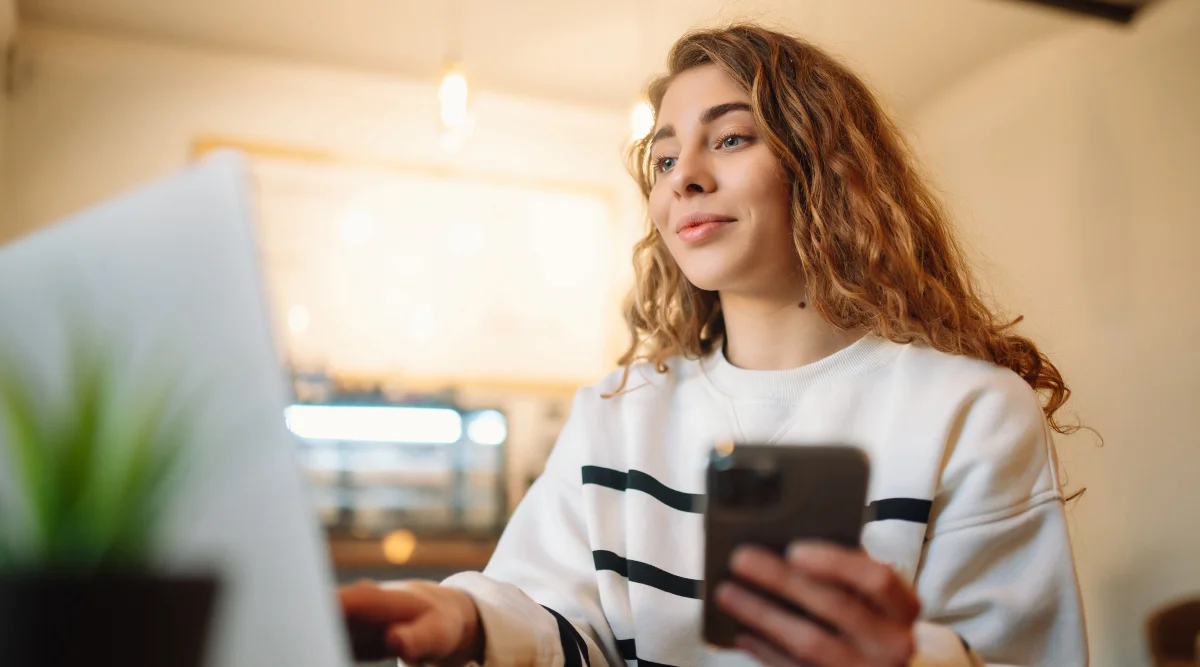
[{"left": 0, "top": 344, "right": 220, "bottom": 667}]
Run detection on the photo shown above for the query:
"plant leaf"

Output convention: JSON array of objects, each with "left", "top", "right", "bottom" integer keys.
[
  {"left": 0, "top": 361, "right": 55, "bottom": 562},
  {"left": 47, "top": 357, "right": 108, "bottom": 567},
  {"left": 0, "top": 319, "right": 230, "bottom": 571}
]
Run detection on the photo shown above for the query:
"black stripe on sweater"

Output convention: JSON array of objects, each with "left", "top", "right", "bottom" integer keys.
[
  {"left": 583, "top": 466, "right": 932, "bottom": 525},
  {"left": 541, "top": 606, "right": 590, "bottom": 667},
  {"left": 616, "top": 638, "right": 680, "bottom": 667},
  {"left": 582, "top": 466, "right": 702, "bottom": 513},
  {"left": 593, "top": 550, "right": 702, "bottom": 600},
  {"left": 866, "top": 497, "right": 933, "bottom": 524}
]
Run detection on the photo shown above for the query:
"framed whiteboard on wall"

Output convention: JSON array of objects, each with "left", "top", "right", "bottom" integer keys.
[{"left": 192, "top": 138, "right": 620, "bottom": 389}]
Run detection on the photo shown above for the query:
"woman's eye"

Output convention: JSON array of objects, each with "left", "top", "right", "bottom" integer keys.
[{"left": 721, "top": 135, "right": 745, "bottom": 148}]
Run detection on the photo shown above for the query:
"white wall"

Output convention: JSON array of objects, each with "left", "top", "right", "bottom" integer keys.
[{"left": 911, "top": 1, "right": 1200, "bottom": 665}]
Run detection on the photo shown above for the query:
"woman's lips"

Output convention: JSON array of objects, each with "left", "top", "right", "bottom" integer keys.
[
  {"left": 678, "top": 220, "right": 732, "bottom": 243},
  {"left": 676, "top": 214, "right": 736, "bottom": 243}
]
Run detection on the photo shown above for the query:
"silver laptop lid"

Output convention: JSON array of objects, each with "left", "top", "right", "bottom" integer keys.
[{"left": 0, "top": 152, "right": 350, "bottom": 667}]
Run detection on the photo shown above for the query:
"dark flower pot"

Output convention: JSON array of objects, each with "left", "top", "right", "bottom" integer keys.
[{"left": 0, "top": 572, "right": 219, "bottom": 667}]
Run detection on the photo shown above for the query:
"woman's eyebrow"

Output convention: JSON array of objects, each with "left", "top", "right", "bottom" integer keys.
[{"left": 650, "top": 101, "right": 752, "bottom": 144}]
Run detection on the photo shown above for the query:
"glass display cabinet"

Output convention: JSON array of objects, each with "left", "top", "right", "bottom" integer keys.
[{"left": 286, "top": 391, "right": 508, "bottom": 540}]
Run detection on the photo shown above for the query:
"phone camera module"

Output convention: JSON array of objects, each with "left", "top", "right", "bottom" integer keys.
[{"left": 717, "top": 466, "right": 783, "bottom": 508}]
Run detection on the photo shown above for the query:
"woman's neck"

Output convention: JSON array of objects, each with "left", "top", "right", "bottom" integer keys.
[{"left": 719, "top": 290, "right": 863, "bottom": 371}]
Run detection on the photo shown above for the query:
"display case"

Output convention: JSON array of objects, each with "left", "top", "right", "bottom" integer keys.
[{"left": 286, "top": 389, "right": 508, "bottom": 539}]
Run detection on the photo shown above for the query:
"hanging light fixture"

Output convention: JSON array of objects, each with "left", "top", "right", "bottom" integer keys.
[
  {"left": 439, "top": 0, "right": 472, "bottom": 150},
  {"left": 439, "top": 62, "right": 470, "bottom": 131},
  {"left": 628, "top": 1, "right": 654, "bottom": 143}
]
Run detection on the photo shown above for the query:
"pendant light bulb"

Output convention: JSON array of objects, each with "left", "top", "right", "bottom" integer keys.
[
  {"left": 439, "top": 62, "right": 470, "bottom": 131},
  {"left": 630, "top": 100, "right": 654, "bottom": 141}
]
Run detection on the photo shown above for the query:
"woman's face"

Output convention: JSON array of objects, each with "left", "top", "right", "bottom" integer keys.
[{"left": 648, "top": 64, "right": 799, "bottom": 296}]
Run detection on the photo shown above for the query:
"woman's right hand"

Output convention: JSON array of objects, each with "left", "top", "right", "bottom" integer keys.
[{"left": 339, "top": 579, "right": 484, "bottom": 665}]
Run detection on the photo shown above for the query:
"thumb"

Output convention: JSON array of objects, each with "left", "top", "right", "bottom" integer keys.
[
  {"left": 386, "top": 611, "right": 461, "bottom": 663},
  {"left": 340, "top": 581, "right": 427, "bottom": 624}
]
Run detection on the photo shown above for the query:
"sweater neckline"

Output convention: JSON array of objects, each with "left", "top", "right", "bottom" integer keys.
[{"left": 700, "top": 334, "right": 900, "bottom": 402}]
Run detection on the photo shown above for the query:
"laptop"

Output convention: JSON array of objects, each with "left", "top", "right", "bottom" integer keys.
[{"left": 0, "top": 152, "right": 351, "bottom": 666}]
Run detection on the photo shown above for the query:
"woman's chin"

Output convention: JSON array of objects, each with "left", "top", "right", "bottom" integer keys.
[
  {"left": 678, "top": 270, "right": 732, "bottom": 294},
  {"left": 673, "top": 248, "right": 755, "bottom": 294}
]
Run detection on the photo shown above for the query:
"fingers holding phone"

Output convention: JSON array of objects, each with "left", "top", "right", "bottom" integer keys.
[
  {"left": 784, "top": 542, "right": 920, "bottom": 625},
  {"left": 718, "top": 543, "right": 917, "bottom": 666}
]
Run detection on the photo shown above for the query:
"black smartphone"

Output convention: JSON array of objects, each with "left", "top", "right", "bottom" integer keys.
[{"left": 702, "top": 443, "right": 871, "bottom": 648}]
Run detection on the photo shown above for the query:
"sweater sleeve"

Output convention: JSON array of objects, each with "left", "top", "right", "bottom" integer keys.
[
  {"left": 441, "top": 389, "right": 620, "bottom": 667},
  {"left": 909, "top": 374, "right": 1088, "bottom": 667}
]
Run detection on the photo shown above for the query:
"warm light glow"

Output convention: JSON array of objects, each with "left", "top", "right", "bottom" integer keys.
[
  {"left": 407, "top": 309, "right": 438, "bottom": 343},
  {"left": 439, "top": 63, "right": 470, "bottom": 130},
  {"left": 449, "top": 221, "right": 486, "bottom": 258},
  {"left": 630, "top": 101, "right": 654, "bottom": 140},
  {"left": 439, "top": 130, "right": 467, "bottom": 152},
  {"left": 467, "top": 410, "right": 507, "bottom": 446},
  {"left": 285, "top": 405, "right": 463, "bottom": 444},
  {"left": 382, "top": 529, "right": 418, "bottom": 564},
  {"left": 339, "top": 207, "right": 375, "bottom": 245},
  {"left": 287, "top": 305, "right": 310, "bottom": 334}
]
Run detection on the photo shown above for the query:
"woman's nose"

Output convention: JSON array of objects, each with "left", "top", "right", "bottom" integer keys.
[{"left": 670, "top": 153, "right": 717, "bottom": 197}]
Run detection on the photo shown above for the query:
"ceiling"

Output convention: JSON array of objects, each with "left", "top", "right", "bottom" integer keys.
[{"left": 16, "top": 0, "right": 1082, "bottom": 117}]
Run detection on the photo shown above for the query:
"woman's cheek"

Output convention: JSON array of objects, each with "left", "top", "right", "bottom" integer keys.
[{"left": 649, "top": 198, "right": 670, "bottom": 236}]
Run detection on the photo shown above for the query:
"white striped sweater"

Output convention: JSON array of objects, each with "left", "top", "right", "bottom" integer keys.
[{"left": 443, "top": 335, "right": 1088, "bottom": 666}]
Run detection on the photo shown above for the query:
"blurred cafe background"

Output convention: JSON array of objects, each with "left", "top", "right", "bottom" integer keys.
[{"left": 0, "top": 1, "right": 1197, "bottom": 665}]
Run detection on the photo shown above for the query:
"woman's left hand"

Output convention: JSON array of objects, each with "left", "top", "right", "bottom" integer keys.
[{"left": 717, "top": 542, "right": 920, "bottom": 667}]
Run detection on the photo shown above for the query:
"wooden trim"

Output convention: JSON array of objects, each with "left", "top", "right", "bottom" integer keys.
[
  {"left": 190, "top": 135, "right": 618, "bottom": 202},
  {"left": 331, "top": 372, "right": 588, "bottom": 398}
]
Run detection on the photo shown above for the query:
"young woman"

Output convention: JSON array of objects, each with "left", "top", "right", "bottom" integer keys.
[{"left": 340, "top": 24, "right": 1087, "bottom": 667}]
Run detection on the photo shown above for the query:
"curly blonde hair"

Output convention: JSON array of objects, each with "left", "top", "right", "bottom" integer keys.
[{"left": 615, "top": 24, "right": 1077, "bottom": 435}]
